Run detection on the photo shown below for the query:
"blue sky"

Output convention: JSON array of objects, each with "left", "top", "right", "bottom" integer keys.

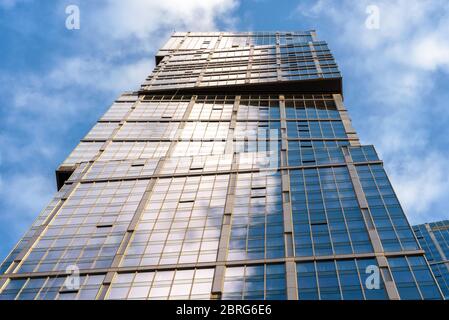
[{"left": 1, "top": 0, "right": 449, "bottom": 262}]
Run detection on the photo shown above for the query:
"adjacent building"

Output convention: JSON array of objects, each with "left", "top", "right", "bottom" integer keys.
[
  {"left": 413, "top": 220, "right": 449, "bottom": 298},
  {"left": 0, "top": 31, "right": 444, "bottom": 300}
]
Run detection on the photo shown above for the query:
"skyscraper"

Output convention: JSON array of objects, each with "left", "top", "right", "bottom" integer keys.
[
  {"left": 413, "top": 220, "right": 449, "bottom": 299},
  {"left": 0, "top": 31, "right": 443, "bottom": 300}
]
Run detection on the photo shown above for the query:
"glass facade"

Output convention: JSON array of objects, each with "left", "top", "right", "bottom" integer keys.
[
  {"left": 296, "top": 258, "right": 388, "bottom": 300},
  {"left": 413, "top": 220, "right": 449, "bottom": 298},
  {"left": 0, "top": 31, "right": 443, "bottom": 300}
]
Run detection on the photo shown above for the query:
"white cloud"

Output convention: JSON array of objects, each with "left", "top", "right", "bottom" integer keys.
[
  {"left": 0, "top": 173, "right": 54, "bottom": 236},
  {"left": 0, "top": 0, "right": 239, "bottom": 259},
  {"left": 79, "top": 0, "right": 238, "bottom": 57},
  {"left": 95, "top": 0, "right": 238, "bottom": 39},
  {"left": 386, "top": 153, "right": 449, "bottom": 223},
  {"left": 406, "top": 35, "right": 449, "bottom": 71},
  {"left": 0, "top": 174, "right": 53, "bottom": 218},
  {"left": 1, "top": 0, "right": 239, "bottom": 170},
  {"left": 45, "top": 57, "right": 154, "bottom": 93},
  {"left": 295, "top": 0, "right": 449, "bottom": 223}
]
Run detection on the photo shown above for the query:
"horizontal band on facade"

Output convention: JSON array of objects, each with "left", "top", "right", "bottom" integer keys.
[
  {"left": 57, "top": 160, "right": 384, "bottom": 185},
  {"left": 0, "top": 249, "right": 425, "bottom": 281}
]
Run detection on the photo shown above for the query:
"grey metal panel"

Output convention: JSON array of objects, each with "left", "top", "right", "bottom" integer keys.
[{"left": 285, "top": 261, "right": 298, "bottom": 300}]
